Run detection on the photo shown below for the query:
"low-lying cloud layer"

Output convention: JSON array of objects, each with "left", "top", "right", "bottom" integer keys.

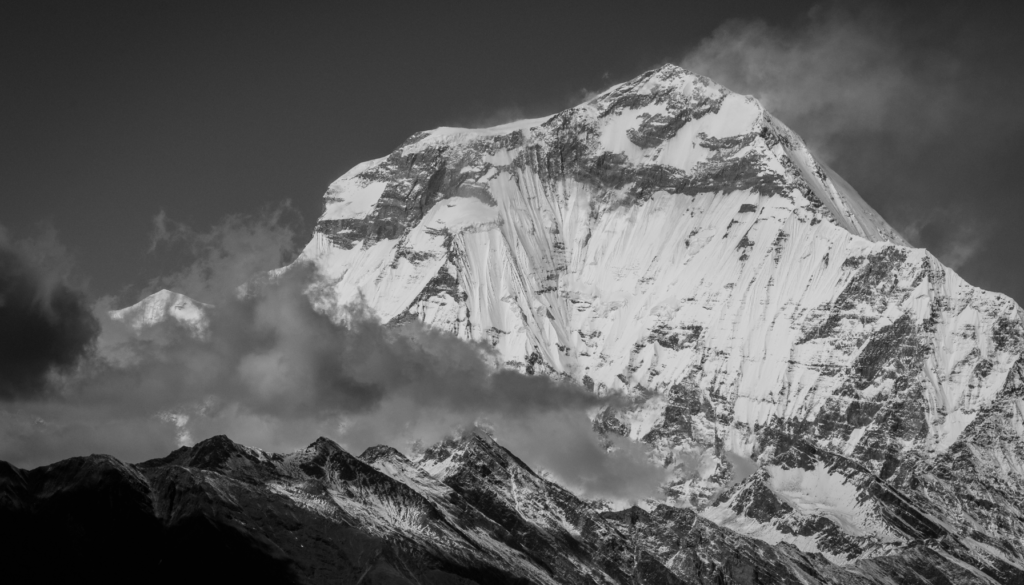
[{"left": 0, "top": 215, "right": 667, "bottom": 501}]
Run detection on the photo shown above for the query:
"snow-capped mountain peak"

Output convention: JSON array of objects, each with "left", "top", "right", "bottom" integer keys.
[{"left": 109, "top": 64, "right": 1024, "bottom": 581}]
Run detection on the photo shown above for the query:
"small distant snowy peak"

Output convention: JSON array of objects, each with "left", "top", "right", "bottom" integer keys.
[{"left": 108, "top": 288, "right": 209, "bottom": 334}]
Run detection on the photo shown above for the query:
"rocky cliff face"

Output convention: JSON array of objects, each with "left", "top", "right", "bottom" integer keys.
[
  {"left": 2, "top": 434, "right": 1007, "bottom": 584},
  {"left": 109, "top": 64, "right": 1024, "bottom": 582}
]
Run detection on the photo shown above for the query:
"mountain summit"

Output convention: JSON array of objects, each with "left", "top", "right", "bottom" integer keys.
[{"left": 113, "top": 64, "right": 1024, "bottom": 581}]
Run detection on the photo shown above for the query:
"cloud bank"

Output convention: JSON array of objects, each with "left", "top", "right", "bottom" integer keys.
[{"left": 0, "top": 214, "right": 666, "bottom": 501}]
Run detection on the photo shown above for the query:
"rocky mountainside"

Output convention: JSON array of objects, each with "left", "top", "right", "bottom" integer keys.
[
  {"left": 1, "top": 433, "right": 1007, "bottom": 584},
  {"left": 111, "top": 64, "right": 1024, "bottom": 582}
]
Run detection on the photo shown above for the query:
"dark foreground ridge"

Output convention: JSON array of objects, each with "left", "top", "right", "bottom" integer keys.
[{"left": 0, "top": 433, "right": 1017, "bottom": 585}]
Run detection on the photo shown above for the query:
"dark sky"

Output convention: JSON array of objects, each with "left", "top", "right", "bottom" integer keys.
[{"left": 2, "top": 0, "right": 1023, "bottom": 305}]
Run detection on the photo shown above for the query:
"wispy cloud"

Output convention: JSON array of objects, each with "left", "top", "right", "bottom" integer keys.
[{"left": 145, "top": 203, "right": 302, "bottom": 303}]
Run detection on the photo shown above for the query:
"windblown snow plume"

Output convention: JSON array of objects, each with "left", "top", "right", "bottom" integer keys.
[{"left": 679, "top": 3, "right": 1024, "bottom": 295}]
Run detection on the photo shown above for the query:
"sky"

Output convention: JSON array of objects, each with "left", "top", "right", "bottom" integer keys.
[
  {"left": 1, "top": 0, "right": 1024, "bottom": 485},
  {"left": 7, "top": 0, "right": 1022, "bottom": 306}
]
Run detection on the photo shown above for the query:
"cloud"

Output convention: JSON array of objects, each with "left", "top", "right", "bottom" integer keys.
[
  {"left": 146, "top": 203, "right": 302, "bottom": 303},
  {"left": 96, "top": 265, "right": 660, "bottom": 498},
  {"left": 678, "top": 2, "right": 1024, "bottom": 295},
  {"left": 0, "top": 212, "right": 666, "bottom": 500},
  {"left": 0, "top": 225, "right": 99, "bottom": 400},
  {"left": 497, "top": 416, "right": 669, "bottom": 501},
  {"left": 147, "top": 209, "right": 180, "bottom": 252}
]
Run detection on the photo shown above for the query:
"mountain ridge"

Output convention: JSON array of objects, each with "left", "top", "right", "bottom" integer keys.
[{"left": 3, "top": 432, "right": 1010, "bottom": 584}]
